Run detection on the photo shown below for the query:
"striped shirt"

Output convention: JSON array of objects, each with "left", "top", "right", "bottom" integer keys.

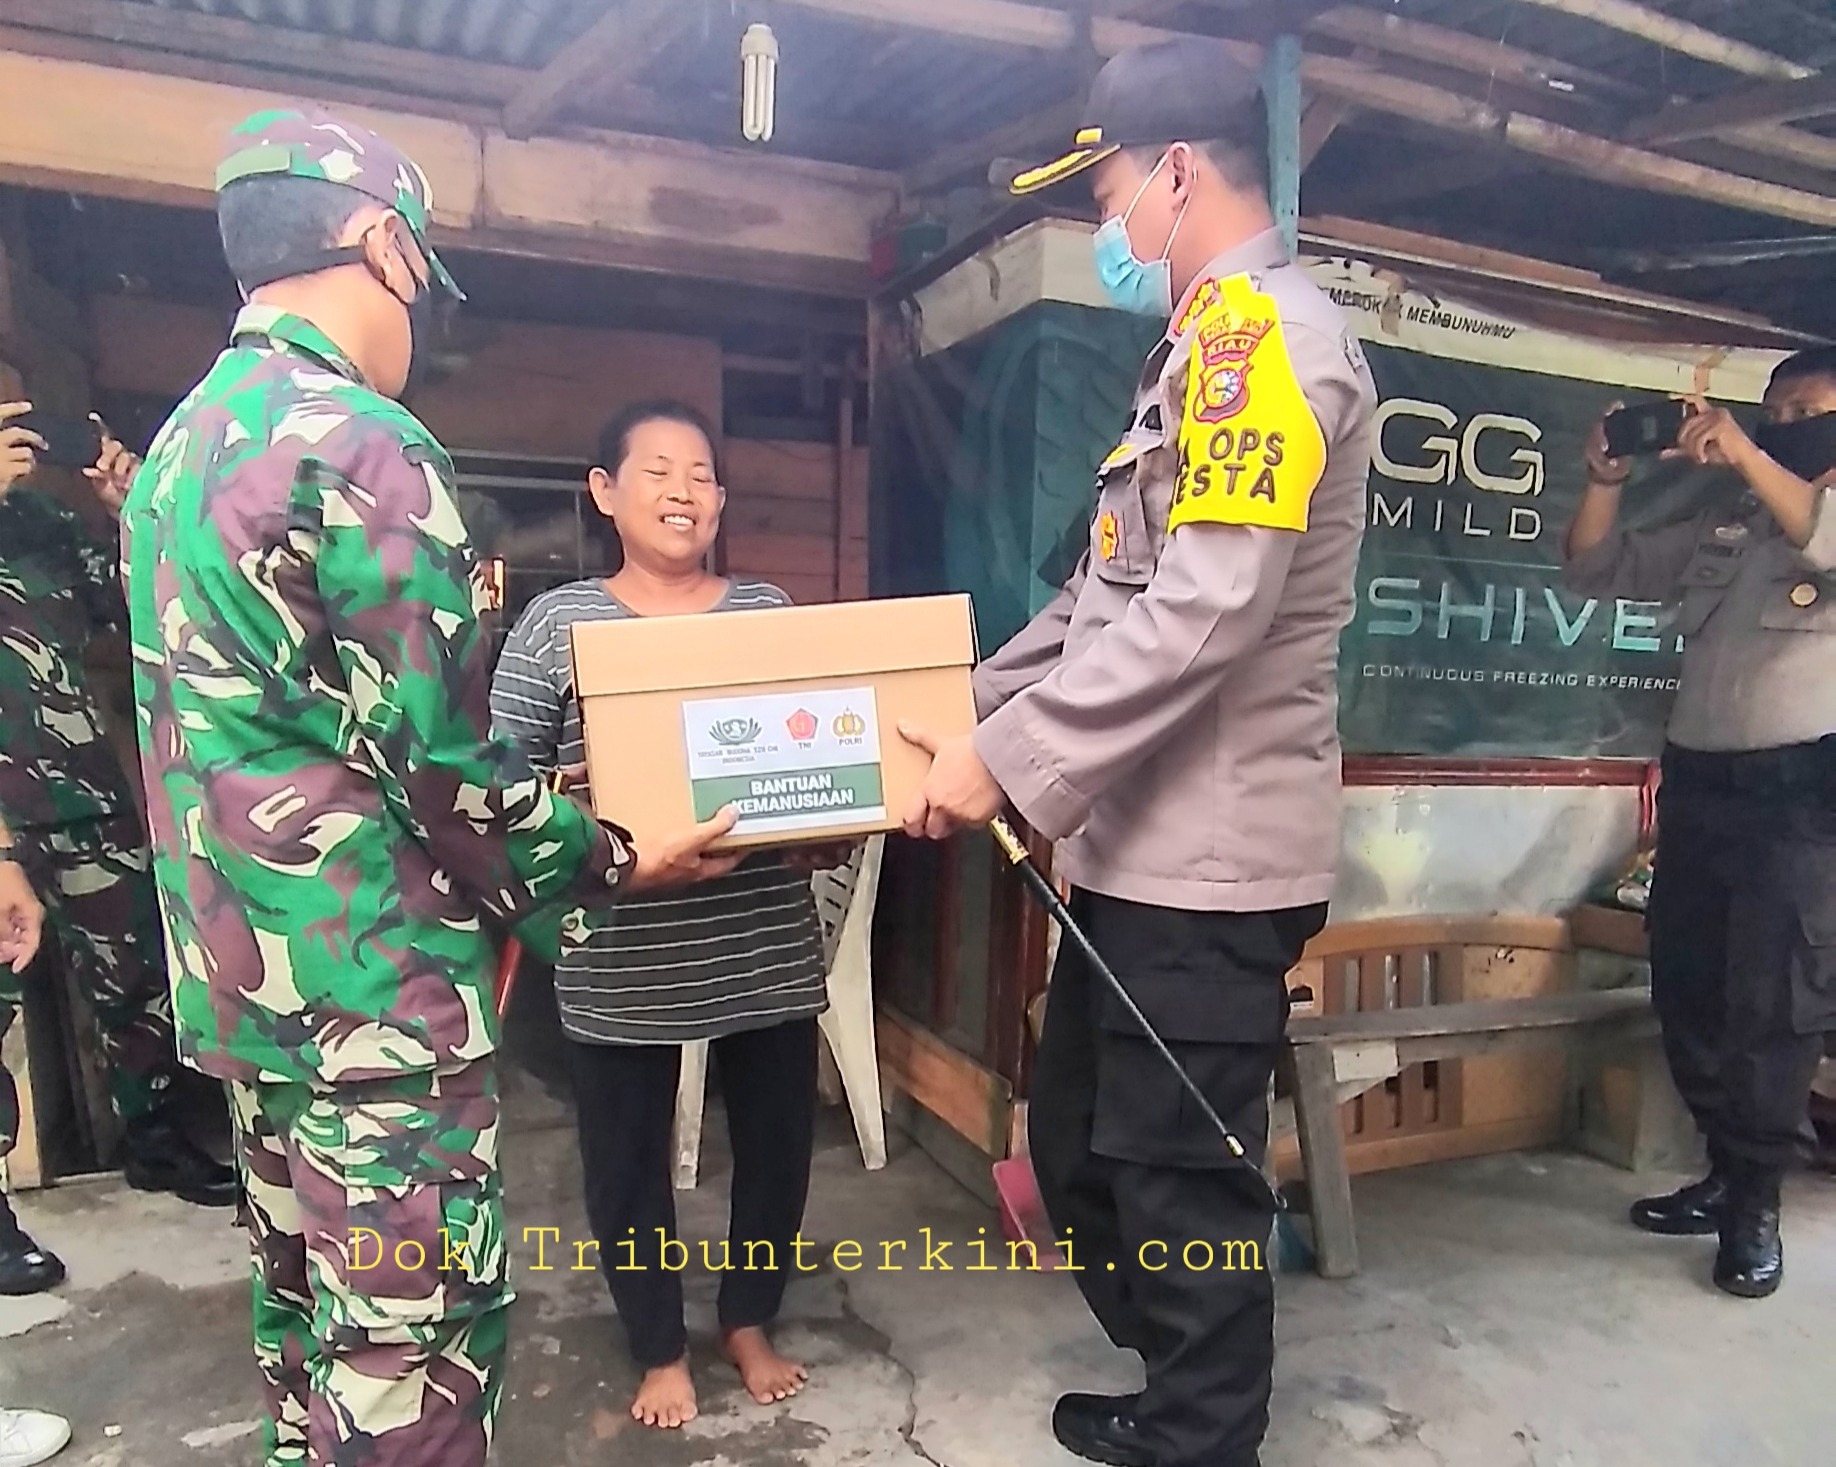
[{"left": 491, "top": 578, "right": 829, "bottom": 1045}]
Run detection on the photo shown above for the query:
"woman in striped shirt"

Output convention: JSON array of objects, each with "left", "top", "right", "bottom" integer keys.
[{"left": 491, "top": 401, "right": 841, "bottom": 1430}]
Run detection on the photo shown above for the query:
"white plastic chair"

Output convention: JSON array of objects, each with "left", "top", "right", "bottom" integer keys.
[{"left": 671, "top": 837, "right": 888, "bottom": 1189}]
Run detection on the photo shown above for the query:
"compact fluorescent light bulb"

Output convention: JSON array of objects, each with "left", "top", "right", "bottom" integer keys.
[{"left": 741, "top": 23, "right": 779, "bottom": 144}]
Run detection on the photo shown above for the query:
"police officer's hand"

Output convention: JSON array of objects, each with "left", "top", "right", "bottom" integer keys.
[
  {"left": 85, "top": 416, "right": 140, "bottom": 516},
  {"left": 899, "top": 724, "right": 1005, "bottom": 841},
  {"left": 0, "top": 402, "right": 46, "bottom": 499},
  {"left": 0, "top": 858, "right": 44, "bottom": 974},
  {"left": 1583, "top": 402, "right": 1631, "bottom": 488},
  {"left": 629, "top": 807, "right": 746, "bottom": 891},
  {"left": 1668, "top": 396, "right": 1762, "bottom": 476}
]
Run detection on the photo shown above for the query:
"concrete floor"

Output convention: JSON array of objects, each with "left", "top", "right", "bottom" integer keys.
[{"left": 1, "top": 1064, "right": 1832, "bottom": 1467}]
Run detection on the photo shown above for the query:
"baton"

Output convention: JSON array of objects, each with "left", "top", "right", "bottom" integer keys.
[{"left": 988, "top": 817, "right": 1284, "bottom": 1213}]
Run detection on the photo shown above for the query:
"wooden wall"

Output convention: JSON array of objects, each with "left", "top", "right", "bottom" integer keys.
[
  {"left": 87, "top": 295, "right": 863, "bottom": 600},
  {"left": 724, "top": 439, "right": 870, "bottom": 605}
]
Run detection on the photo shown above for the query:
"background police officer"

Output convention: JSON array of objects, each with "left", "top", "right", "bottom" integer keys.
[
  {"left": 1566, "top": 348, "right": 1836, "bottom": 1299},
  {"left": 903, "top": 42, "right": 1376, "bottom": 1467}
]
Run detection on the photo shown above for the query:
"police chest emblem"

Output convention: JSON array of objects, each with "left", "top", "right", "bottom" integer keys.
[
  {"left": 1097, "top": 510, "right": 1120, "bottom": 561},
  {"left": 1714, "top": 523, "right": 1748, "bottom": 543},
  {"left": 1193, "top": 314, "right": 1274, "bottom": 424}
]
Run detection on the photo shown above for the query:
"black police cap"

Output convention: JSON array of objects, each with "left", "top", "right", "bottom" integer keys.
[{"left": 1006, "top": 40, "right": 1265, "bottom": 197}]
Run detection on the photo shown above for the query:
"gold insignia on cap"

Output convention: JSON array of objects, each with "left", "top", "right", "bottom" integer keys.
[
  {"left": 1790, "top": 582, "right": 1819, "bottom": 608},
  {"left": 1074, "top": 127, "right": 1104, "bottom": 145}
]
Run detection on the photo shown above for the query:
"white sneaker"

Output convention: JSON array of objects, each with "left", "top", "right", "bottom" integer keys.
[{"left": 0, "top": 1409, "right": 70, "bottom": 1467}]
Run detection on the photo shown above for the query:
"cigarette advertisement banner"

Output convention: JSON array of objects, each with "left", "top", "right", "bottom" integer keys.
[
  {"left": 889, "top": 226, "right": 1788, "bottom": 761},
  {"left": 1316, "top": 261, "right": 1784, "bottom": 759}
]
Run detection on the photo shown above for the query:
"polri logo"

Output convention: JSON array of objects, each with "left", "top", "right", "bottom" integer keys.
[{"left": 832, "top": 710, "right": 866, "bottom": 739}]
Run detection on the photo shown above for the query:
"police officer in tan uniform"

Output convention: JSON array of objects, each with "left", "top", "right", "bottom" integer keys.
[
  {"left": 1566, "top": 347, "right": 1836, "bottom": 1300},
  {"left": 902, "top": 43, "right": 1376, "bottom": 1467}
]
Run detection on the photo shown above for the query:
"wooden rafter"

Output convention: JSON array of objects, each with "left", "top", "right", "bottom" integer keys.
[
  {"left": 775, "top": 0, "right": 1836, "bottom": 227},
  {"left": 1305, "top": 3, "right": 1836, "bottom": 174},
  {"left": 1514, "top": 0, "right": 1810, "bottom": 81},
  {"left": 502, "top": 0, "right": 696, "bottom": 140},
  {"left": 1309, "top": 6, "right": 1639, "bottom": 102},
  {"left": 1505, "top": 114, "right": 1836, "bottom": 226},
  {"left": 1629, "top": 73, "right": 1836, "bottom": 146},
  {"left": 1300, "top": 96, "right": 1354, "bottom": 169},
  {"left": 901, "top": 98, "right": 1080, "bottom": 196}
]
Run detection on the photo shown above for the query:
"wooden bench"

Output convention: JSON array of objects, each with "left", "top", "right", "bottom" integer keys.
[{"left": 1280, "top": 985, "right": 1656, "bottom": 1279}]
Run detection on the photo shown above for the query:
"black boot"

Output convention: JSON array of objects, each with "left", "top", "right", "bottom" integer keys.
[
  {"left": 120, "top": 1110, "right": 238, "bottom": 1208},
  {"left": 1052, "top": 1393, "right": 1156, "bottom": 1467},
  {"left": 1629, "top": 1171, "right": 1726, "bottom": 1235},
  {"left": 0, "top": 1192, "right": 65, "bottom": 1296},
  {"left": 1714, "top": 1171, "right": 1783, "bottom": 1299}
]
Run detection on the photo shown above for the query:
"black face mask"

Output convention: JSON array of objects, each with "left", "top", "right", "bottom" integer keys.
[
  {"left": 1755, "top": 412, "right": 1836, "bottom": 483},
  {"left": 236, "top": 229, "right": 450, "bottom": 402}
]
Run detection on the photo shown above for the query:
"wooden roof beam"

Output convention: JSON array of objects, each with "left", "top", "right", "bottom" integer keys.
[
  {"left": 502, "top": 0, "right": 695, "bottom": 140},
  {"left": 1512, "top": 0, "right": 1810, "bottom": 81},
  {"left": 778, "top": 0, "right": 1836, "bottom": 227},
  {"left": 1299, "top": 96, "right": 1353, "bottom": 169},
  {"left": 1628, "top": 73, "right": 1836, "bottom": 146},
  {"left": 0, "top": 48, "right": 897, "bottom": 297},
  {"left": 1308, "top": 6, "right": 1639, "bottom": 102},
  {"left": 901, "top": 98, "right": 1080, "bottom": 196}
]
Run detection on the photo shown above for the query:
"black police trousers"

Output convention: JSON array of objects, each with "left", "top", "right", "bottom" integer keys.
[
  {"left": 1648, "top": 741, "right": 1836, "bottom": 1185},
  {"left": 1030, "top": 889, "right": 1326, "bottom": 1467}
]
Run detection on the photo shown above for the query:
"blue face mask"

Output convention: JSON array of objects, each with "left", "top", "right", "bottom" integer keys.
[{"left": 1092, "top": 151, "right": 1189, "bottom": 318}]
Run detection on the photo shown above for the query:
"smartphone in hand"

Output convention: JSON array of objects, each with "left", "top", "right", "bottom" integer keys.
[
  {"left": 1603, "top": 400, "right": 1689, "bottom": 460},
  {"left": 15, "top": 412, "right": 103, "bottom": 471}
]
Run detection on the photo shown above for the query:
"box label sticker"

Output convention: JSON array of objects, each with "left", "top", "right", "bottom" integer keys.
[{"left": 682, "top": 687, "right": 886, "bottom": 835}]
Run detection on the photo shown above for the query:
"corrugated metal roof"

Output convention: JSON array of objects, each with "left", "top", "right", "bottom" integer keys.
[{"left": 131, "top": 0, "right": 597, "bottom": 66}]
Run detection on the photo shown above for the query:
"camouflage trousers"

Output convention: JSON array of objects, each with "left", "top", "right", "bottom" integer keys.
[
  {"left": 0, "top": 813, "right": 176, "bottom": 1158},
  {"left": 230, "top": 1061, "right": 512, "bottom": 1467}
]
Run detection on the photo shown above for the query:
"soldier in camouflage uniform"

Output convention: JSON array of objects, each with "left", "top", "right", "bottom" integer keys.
[
  {"left": 123, "top": 109, "right": 737, "bottom": 1467},
  {"left": 0, "top": 402, "right": 237, "bottom": 1297}
]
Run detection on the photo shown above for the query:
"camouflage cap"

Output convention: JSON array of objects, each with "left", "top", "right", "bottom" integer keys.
[{"left": 216, "top": 107, "right": 463, "bottom": 299}]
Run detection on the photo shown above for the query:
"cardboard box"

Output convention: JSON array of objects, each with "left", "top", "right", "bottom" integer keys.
[{"left": 571, "top": 594, "right": 978, "bottom": 850}]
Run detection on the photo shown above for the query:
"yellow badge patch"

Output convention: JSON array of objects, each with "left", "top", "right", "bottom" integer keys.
[
  {"left": 1169, "top": 276, "right": 1326, "bottom": 535},
  {"left": 1097, "top": 510, "right": 1120, "bottom": 561}
]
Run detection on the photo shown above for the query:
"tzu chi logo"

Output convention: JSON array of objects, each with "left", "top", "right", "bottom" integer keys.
[
  {"left": 1194, "top": 315, "right": 1273, "bottom": 423},
  {"left": 832, "top": 709, "right": 866, "bottom": 742},
  {"left": 786, "top": 709, "right": 819, "bottom": 743}
]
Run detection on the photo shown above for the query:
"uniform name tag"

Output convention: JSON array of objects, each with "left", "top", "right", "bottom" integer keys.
[{"left": 1169, "top": 275, "right": 1326, "bottom": 535}]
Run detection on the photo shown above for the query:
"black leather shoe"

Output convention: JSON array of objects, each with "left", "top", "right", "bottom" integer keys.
[
  {"left": 0, "top": 1196, "right": 64, "bottom": 1296},
  {"left": 1630, "top": 1172, "right": 1726, "bottom": 1236},
  {"left": 121, "top": 1112, "right": 238, "bottom": 1208},
  {"left": 1052, "top": 1393, "right": 1156, "bottom": 1467},
  {"left": 1714, "top": 1194, "right": 1783, "bottom": 1299}
]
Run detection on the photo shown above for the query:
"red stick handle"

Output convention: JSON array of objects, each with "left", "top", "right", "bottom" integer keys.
[{"left": 494, "top": 939, "right": 523, "bottom": 1021}]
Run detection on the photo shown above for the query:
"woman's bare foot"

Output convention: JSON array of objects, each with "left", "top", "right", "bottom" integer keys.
[
  {"left": 630, "top": 1357, "right": 698, "bottom": 1429},
  {"left": 721, "top": 1325, "right": 809, "bottom": 1404}
]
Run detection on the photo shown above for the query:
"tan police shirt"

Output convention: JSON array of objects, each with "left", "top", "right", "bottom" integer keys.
[
  {"left": 971, "top": 230, "right": 1377, "bottom": 912},
  {"left": 1565, "top": 483, "right": 1836, "bottom": 753}
]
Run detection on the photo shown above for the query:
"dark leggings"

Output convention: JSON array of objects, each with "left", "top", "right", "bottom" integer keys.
[{"left": 569, "top": 1018, "right": 819, "bottom": 1368}]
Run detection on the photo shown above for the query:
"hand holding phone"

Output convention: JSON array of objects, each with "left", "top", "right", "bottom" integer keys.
[{"left": 0, "top": 401, "right": 47, "bottom": 496}]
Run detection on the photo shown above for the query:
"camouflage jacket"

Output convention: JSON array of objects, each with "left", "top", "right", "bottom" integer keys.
[
  {"left": 0, "top": 488, "right": 137, "bottom": 830},
  {"left": 124, "top": 305, "right": 632, "bottom": 1087}
]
